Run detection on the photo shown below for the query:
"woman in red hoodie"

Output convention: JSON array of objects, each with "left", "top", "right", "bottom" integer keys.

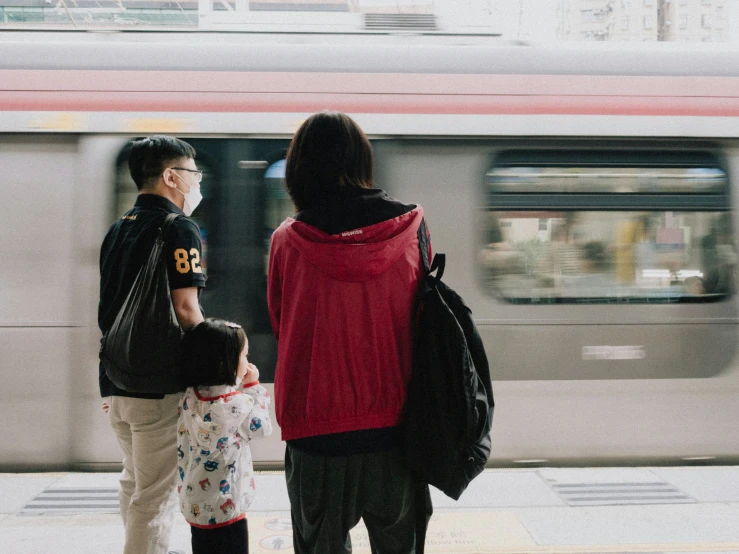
[{"left": 268, "top": 111, "right": 431, "bottom": 554}]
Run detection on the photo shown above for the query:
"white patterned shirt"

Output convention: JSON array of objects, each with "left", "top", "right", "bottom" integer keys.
[{"left": 177, "top": 381, "right": 272, "bottom": 528}]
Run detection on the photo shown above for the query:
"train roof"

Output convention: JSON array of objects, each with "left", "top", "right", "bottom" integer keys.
[{"left": 0, "top": 31, "right": 738, "bottom": 76}]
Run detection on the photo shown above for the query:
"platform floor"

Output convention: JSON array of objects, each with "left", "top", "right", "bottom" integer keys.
[{"left": 2, "top": 466, "right": 739, "bottom": 553}]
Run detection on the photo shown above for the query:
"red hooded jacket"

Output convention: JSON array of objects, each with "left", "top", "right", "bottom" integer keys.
[{"left": 268, "top": 206, "right": 426, "bottom": 441}]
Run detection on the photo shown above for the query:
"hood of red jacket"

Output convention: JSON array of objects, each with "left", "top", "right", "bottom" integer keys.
[{"left": 279, "top": 206, "right": 424, "bottom": 283}]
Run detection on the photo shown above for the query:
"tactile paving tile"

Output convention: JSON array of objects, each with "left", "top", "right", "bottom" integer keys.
[
  {"left": 549, "top": 480, "right": 696, "bottom": 506},
  {"left": 20, "top": 487, "right": 119, "bottom": 515}
]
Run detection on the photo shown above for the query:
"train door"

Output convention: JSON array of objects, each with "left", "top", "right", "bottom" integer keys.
[{"left": 0, "top": 135, "right": 80, "bottom": 469}]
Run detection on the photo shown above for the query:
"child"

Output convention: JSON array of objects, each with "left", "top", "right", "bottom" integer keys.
[{"left": 177, "top": 318, "right": 272, "bottom": 554}]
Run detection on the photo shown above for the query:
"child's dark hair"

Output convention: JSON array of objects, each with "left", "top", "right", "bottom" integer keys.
[{"left": 181, "top": 318, "right": 246, "bottom": 387}]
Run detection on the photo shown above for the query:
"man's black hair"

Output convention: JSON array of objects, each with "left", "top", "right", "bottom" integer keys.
[{"left": 127, "top": 135, "right": 196, "bottom": 191}]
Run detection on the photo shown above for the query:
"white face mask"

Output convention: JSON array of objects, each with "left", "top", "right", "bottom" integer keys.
[{"left": 173, "top": 173, "right": 202, "bottom": 216}]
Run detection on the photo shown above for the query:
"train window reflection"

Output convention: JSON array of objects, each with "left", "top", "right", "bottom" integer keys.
[
  {"left": 264, "top": 158, "right": 294, "bottom": 275},
  {"left": 487, "top": 166, "right": 727, "bottom": 194},
  {"left": 265, "top": 158, "right": 292, "bottom": 234},
  {"left": 482, "top": 154, "right": 735, "bottom": 304}
]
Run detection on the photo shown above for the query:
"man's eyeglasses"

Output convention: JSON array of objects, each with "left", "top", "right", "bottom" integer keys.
[{"left": 171, "top": 167, "right": 203, "bottom": 184}]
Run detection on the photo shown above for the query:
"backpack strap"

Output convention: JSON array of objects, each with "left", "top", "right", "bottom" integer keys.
[
  {"left": 417, "top": 218, "right": 430, "bottom": 272},
  {"left": 158, "top": 213, "right": 180, "bottom": 242},
  {"left": 417, "top": 218, "right": 445, "bottom": 287}
]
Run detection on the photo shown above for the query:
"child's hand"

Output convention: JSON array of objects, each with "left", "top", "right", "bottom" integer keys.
[{"left": 244, "top": 363, "right": 259, "bottom": 384}]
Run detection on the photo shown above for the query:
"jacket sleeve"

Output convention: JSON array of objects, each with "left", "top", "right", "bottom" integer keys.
[
  {"left": 267, "top": 232, "right": 282, "bottom": 340},
  {"left": 239, "top": 383, "right": 273, "bottom": 440}
]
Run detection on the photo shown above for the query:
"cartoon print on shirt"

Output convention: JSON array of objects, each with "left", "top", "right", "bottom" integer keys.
[
  {"left": 178, "top": 466, "right": 184, "bottom": 481},
  {"left": 178, "top": 423, "right": 186, "bottom": 437},
  {"left": 190, "top": 457, "right": 202, "bottom": 471},
  {"left": 199, "top": 478, "right": 211, "bottom": 491},
  {"left": 186, "top": 484, "right": 194, "bottom": 497},
  {"left": 197, "top": 428, "right": 212, "bottom": 445},
  {"left": 210, "top": 423, "right": 222, "bottom": 434},
  {"left": 191, "top": 504, "right": 200, "bottom": 518},
  {"left": 226, "top": 461, "right": 236, "bottom": 475},
  {"left": 203, "top": 460, "right": 219, "bottom": 472},
  {"left": 216, "top": 437, "right": 229, "bottom": 452},
  {"left": 203, "top": 503, "right": 213, "bottom": 513},
  {"left": 203, "top": 413, "right": 212, "bottom": 422},
  {"left": 177, "top": 445, "right": 184, "bottom": 460},
  {"left": 219, "top": 479, "right": 230, "bottom": 494},
  {"left": 208, "top": 516, "right": 217, "bottom": 525},
  {"left": 220, "top": 499, "right": 236, "bottom": 517},
  {"left": 249, "top": 417, "right": 262, "bottom": 432}
]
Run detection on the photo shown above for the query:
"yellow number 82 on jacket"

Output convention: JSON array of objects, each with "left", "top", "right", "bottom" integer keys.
[{"left": 174, "top": 248, "right": 203, "bottom": 274}]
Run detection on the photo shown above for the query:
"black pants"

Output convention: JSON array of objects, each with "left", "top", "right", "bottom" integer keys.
[
  {"left": 285, "top": 445, "right": 432, "bottom": 554},
  {"left": 191, "top": 518, "right": 249, "bottom": 554}
]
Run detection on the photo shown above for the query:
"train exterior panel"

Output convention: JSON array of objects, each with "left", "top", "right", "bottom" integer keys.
[{"left": 1, "top": 32, "right": 738, "bottom": 470}]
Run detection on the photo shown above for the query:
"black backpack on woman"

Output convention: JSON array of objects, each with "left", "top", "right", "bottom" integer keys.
[{"left": 404, "top": 220, "right": 495, "bottom": 500}]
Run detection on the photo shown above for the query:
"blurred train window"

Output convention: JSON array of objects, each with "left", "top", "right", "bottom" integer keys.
[
  {"left": 114, "top": 148, "right": 214, "bottom": 275},
  {"left": 264, "top": 158, "right": 294, "bottom": 274},
  {"left": 482, "top": 151, "right": 735, "bottom": 304},
  {"left": 265, "top": 159, "right": 293, "bottom": 234}
]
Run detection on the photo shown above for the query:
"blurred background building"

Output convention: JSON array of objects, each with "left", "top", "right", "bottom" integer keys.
[
  {"left": 0, "top": 0, "right": 479, "bottom": 30},
  {"left": 0, "top": 0, "right": 733, "bottom": 42},
  {"left": 0, "top": 0, "right": 440, "bottom": 27},
  {"left": 561, "top": 0, "right": 730, "bottom": 42}
]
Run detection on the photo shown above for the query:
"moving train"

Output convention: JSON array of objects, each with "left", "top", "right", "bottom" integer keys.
[{"left": 1, "top": 30, "right": 738, "bottom": 470}]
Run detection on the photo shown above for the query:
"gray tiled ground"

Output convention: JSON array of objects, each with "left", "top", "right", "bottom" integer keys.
[
  {"left": 0, "top": 474, "right": 63, "bottom": 514},
  {"left": 651, "top": 466, "right": 739, "bottom": 503},
  {"left": 517, "top": 503, "right": 739, "bottom": 546},
  {"left": 3, "top": 467, "right": 739, "bottom": 553},
  {"left": 538, "top": 466, "right": 667, "bottom": 484},
  {"left": 429, "top": 470, "right": 565, "bottom": 509}
]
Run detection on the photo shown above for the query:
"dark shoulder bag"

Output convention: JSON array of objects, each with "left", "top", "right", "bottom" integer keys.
[
  {"left": 100, "top": 213, "right": 185, "bottom": 394},
  {"left": 404, "top": 219, "right": 495, "bottom": 500}
]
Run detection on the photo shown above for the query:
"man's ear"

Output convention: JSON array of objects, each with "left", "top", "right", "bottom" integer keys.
[{"left": 162, "top": 167, "right": 176, "bottom": 189}]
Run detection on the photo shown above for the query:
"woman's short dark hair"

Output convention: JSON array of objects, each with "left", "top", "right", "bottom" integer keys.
[
  {"left": 180, "top": 318, "right": 246, "bottom": 388},
  {"left": 127, "top": 135, "right": 196, "bottom": 191},
  {"left": 285, "top": 111, "right": 373, "bottom": 211}
]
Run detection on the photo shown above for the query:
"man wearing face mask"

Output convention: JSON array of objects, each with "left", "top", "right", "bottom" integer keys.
[{"left": 98, "top": 135, "right": 206, "bottom": 554}]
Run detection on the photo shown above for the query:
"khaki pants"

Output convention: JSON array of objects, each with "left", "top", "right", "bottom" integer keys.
[{"left": 107, "top": 394, "right": 181, "bottom": 554}]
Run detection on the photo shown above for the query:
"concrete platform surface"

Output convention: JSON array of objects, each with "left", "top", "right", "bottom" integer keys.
[{"left": 1, "top": 467, "right": 738, "bottom": 554}]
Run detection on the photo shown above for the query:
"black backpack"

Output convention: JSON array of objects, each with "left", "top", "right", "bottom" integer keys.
[{"left": 404, "top": 219, "right": 495, "bottom": 500}]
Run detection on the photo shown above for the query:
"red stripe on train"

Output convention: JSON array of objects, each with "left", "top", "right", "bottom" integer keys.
[{"left": 1, "top": 91, "right": 738, "bottom": 116}]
